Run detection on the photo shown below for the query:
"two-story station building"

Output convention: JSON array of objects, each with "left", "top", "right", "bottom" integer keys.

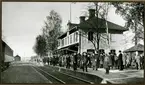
[{"left": 57, "top": 9, "right": 128, "bottom": 56}]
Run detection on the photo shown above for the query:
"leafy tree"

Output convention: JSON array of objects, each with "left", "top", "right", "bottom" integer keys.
[
  {"left": 33, "top": 35, "right": 47, "bottom": 58},
  {"left": 42, "top": 10, "right": 63, "bottom": 56},
  {"left": 111, "top": 2, "right": 144, "bottom": 45}
]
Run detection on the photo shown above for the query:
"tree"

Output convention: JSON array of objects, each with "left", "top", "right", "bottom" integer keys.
[
  {"left": 42, "top": 10, "right": 63, "bottom": 56},
  {"left": 33, "top": 35, "right": 47, "bottom": 58},
  {"left": 111, "top": 2, "right": 144, "bottom": 45}
]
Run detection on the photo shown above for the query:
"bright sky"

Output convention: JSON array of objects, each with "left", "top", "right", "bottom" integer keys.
[{"left": 2, "top": 2, "right": 138, "bottom": 60}]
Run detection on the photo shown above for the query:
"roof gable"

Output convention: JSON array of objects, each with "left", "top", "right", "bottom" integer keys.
[
  {"left": 124, "top": 44, "right": 144, "bottom": 52},
  {"left": 79, "top": 17, "right": 128, "bottom": 34}
]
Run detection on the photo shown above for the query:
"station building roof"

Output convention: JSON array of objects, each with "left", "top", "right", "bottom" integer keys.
[
  {"left": 124, "top": 44, "right": 144, "bottom": 52},
  {"left": 79, "top": 17, "right": 128, "bottom": 34}
]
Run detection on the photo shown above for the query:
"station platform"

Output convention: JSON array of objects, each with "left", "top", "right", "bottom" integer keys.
[{"left": 47, "top": 65, "right": 144, "bottom": 84}]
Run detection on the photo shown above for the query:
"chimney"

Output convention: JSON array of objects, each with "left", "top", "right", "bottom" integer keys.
[
  {"left": 79, "top": 16, "right": 86, "bottom": 23},
  {"left": 88, "top": 9, "right": 95, "bottom": 19}
]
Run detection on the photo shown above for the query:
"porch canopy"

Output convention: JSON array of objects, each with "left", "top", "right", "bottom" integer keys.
[
  {"left": 79, "top": 17, "right": 128, "bottom": 34},
  {"left": 124, "top": 44, "right": 144, "bottom": 52}
]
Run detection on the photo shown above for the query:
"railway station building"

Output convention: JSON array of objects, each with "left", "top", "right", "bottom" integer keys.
[
  {"left": 57, "top": 9, "right": 128, "bottom": 56},
  {"left": 14, "top": 55, "right": 21, "bottom": 61}
]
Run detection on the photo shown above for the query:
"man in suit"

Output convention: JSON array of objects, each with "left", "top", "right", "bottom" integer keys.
[{"left": 118, "top": 50, "right": 123, "bottom": 70}]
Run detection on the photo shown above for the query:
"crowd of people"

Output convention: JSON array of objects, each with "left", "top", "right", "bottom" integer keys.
[{"left": 42, "top": 50, "right": 144, "bottom": 74}]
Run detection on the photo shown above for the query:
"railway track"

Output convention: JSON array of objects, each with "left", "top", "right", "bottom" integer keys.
[
  {"left": 33, "top": 66, "right": 94, "bottom": 84},
  {"left": 33, "top": 66, "right": 65, "bottom": 84},
  {"left": 44, "top": 66, "right": 94, "bottom": 84}
]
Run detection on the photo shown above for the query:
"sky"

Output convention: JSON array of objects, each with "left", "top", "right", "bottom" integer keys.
[{"left": 2, "top": 2, "right": 139, "bottom": 60}]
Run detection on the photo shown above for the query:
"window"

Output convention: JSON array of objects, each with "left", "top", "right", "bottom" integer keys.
[
  {"left": 73, "top": 33, "right": 75, "bottom": 42},
  {"left": 64, "top": 38, "right": 66, "bottom": 45},
  {"left": 64, "top": 38, "right": 65, "bottom": 45},
  {"left": 68, "top": 36, "right": 69, "bottom": 45},
  {"left": 62, "top": 39, "right": 64, "bottom": 46},
  {"left": 58, "top": 40, "right": 60, "bottom": 46},
  {"left": 70, "top": 34, "right": 72, "bottom": 44},
  {"left": 60, "top": 40, "right": 61, "bottom": 46},
  {"left": 88, "top": 31, "right": 93, "bottom": 41},
  {"left": 66, "top": 37, "right": 67, "bottom": 45},
  {"left": 76, "top": 32, "right": 78, "bottom": 42}
]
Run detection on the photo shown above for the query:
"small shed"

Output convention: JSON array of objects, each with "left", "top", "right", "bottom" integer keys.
[
  {"left": 14, "top": 55, "right": 21, "bottom": 61},
  {"left": 124, "top": 44, "right": 144, "bottom": 52},
  {"left": 124, "top": 44, "right": 144, "bottom": 60}
]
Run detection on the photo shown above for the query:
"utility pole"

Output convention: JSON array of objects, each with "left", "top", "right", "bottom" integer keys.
[{"left": 105, "top": 3, "right": 110, "bottom": 51}]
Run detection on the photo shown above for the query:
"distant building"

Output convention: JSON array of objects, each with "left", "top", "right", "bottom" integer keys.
[
  {"left": 14, "top": 55, "right": 21, "bottom": 61},
  {"left": 57, "top": 9, "right": 128, "bottom": 55},
  {"left": 124, "top": 44, "right": 144, "bottom": 59}
]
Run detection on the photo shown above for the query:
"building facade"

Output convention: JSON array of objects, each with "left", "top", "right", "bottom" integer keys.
[
  {"left": 57, "top": 9, "right": 128, "bottom": 55},
  {"left": 14, "top": 55, "right": 21, "bottom": 61}
]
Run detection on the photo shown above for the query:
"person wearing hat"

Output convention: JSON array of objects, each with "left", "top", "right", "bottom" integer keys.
[
  {"left": 118, "top": 50, "right": 123, "bottom": 70},
  {"left": 82, "top": 52, "right": 89, "bottom": 72},
  {"left": 87, "top": 53, "right": 92, "bottom": 68}
]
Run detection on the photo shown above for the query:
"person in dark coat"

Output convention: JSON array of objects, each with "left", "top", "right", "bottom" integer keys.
[
  {"left": 77, "top": 53, "right": 81, "bottom": 68},
  {"left": 66, "top": 55, "right": 69, "bottom": 68},
  {"left": 110, "top": 53, "right": 115, "bottom": 69},
  {"left": 73, "top": 52, "right": 78, "bottom": 71},
  {"left": 82, "top": 52, "right": 89, "bottom": 72},
  {"left": 140, "top": 53, "right": 144, "bottom": 69},
  {"left": 67, "top": 54, "right": 71, "bottom": 69},
  {"left": 87, "top": 53, "right": 92, "bottom": 68},
  {"left": 114, "top": 53, "right": 118, "bottom": 69},
  {"left": 100, "top": 52, "right": 105, "bottom": 68},
  {"left": 118, "top": 50, "right": 123, "bottom": 70}
]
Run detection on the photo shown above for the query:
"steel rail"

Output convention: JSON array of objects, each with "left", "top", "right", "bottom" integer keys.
[
  {"left": 58, "top": 71, "right": 94, "bottom": 84},
  {"left": 33, "top": 66, "right": 66, "bottom": 84},
  {"left": 44, "top": 66, "right": 94, "bottom": 84}
]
